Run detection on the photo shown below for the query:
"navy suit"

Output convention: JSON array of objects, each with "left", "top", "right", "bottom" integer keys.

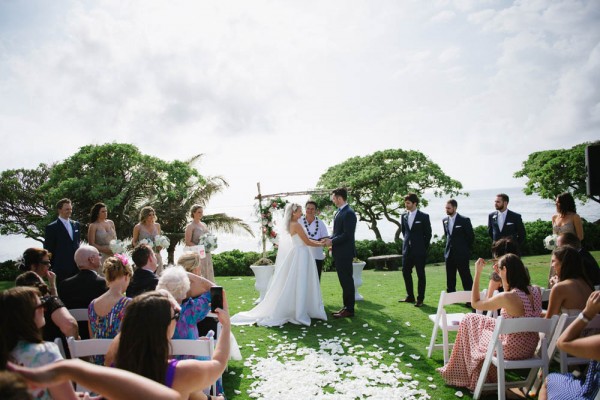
[
  {"left": 58, "top": 270, "right": 107, "bottom": 339},
  {"left": 401, "top": 210, "right": 432, "bottom": 302},
  {"left": 331, "top": 204, "right": 357, "bottom": 313},
  {"left": 44, "top": 218, "right": 80, "bottom": 283},
  {"left": 443, "top": 213, "right": 474, "bottom": 292},
  {"left": 487, "top": 209, "right": 526, "bottom": 246},
  {"left": 126, "top": 268, "right": 159, "bottom": 298}
]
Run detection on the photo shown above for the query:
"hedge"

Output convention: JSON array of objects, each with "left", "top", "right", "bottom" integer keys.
[{"left": 1, "top": 220, "right": 598, "bottom": 278}]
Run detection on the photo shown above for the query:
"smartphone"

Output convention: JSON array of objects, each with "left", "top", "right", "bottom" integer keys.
[{"left": 210, "top": 286, "right": 223, "bottom": 312}]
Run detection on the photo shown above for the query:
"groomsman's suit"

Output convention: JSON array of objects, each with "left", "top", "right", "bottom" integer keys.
[
  {"left": 443, "top": 213, "right": 474, "bottom": 293},
  {"left": 401, "top": 209, "right": 432, "bottom": 304},
  {"left": 44, "top": 218, "right": 80, "bottom": 283},
  {"left": 487, "top": 209, "right": 526, "bottom": 246},
  {"left": 330, "top": 203, "right": 357, "bottom": 315}
]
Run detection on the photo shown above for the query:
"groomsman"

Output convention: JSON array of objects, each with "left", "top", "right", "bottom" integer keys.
[
  {"left": 299, "top": 200, "right": 329, "bottom": 281},
  {"left": 487, "top": 193, "right": 526, "bottom": 246},
  {"left": 443, "top": 200, "right": 474, "bottom": 293},
  {"left": 399, "top": 193, "right": 432, "bottom": 307},
  {"left": 44, "top": 198, "right": 80, "bottom": 283}
]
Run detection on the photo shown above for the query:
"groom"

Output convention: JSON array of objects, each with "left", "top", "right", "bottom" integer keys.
[{"left": 322, "top": 187, "right": 357, "bottom": 318}]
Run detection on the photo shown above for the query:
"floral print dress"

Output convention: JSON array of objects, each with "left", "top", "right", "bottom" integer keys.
[
  {"left": 11, "top": 341, "right": 64, "bottom": 400},
  {"left": 88, "top": 296, "right": 131, "bottom": 364}
]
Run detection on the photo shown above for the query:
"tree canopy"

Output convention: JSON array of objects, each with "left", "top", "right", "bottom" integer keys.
[
  {"left": 314, "top": 149, "right": 464, "bottom": 241},
  {"left": 514, "top": 141, "right": 600, "bottom": 203},
  {"left": 0, "top": 143, "right": 252, "bottom": 262}
]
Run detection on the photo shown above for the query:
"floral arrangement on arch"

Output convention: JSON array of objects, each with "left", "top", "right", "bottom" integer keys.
[{"left": 258, "top": 197, "right": 288, "bottom": 245}]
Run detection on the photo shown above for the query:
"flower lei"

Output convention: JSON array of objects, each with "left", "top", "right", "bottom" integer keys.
[
  {"left": 258, "top": 197, "right": 288, "bottom": 244},
  {"left": 302, "top": 216, "right": 320, "bottom": 238}
]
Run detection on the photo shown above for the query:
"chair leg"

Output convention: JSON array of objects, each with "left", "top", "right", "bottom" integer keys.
[
  {"left": 427, "top": 323, "right": 438, "bottom": 359},
  {"left": 442, "top": 326, "right": 450, "bottom": 364}
]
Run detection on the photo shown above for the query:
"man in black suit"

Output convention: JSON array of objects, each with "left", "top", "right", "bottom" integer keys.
[
  {"left": 322, "top": 188, "right": 357, "bottom": 318},
  {"left": 44, "top": 198, "right": 80, "bottom": 283},
  {"left": 58, "top": 245, "right": 107, "bottom": 339},
  {"left": 443, "top": 199, "right": 474, "bottom": 293},
  {"left": 126, "top": 243, "right": 159, "bottom": 298},
  {"left": 487, "top": 193, "right": 526, "bottom": 246},
  {"left": 399, "top": 193, "right": 432, "bottom": 307}
]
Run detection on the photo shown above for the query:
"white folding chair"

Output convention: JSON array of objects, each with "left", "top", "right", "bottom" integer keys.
[
  {"left": 170, "top": 338, "right": 217, "bottom": 395},
  {"left": 558, "top": 314, "right": 600, "bottom": 373},
  {"left": 53, "top": 337, "right": 66, "bottom": 359},
  {"left": 427, "top": 290, "right": 491, "bottom": 363},
  {"left": 540, "top": 288, "right": 551, "bottom": 314},
  {"left": 473, "top": 315, "right": 559, "bottom": 400},
  {"left": 67, "top": 337, "right": 113, "bottom": 392},
  {"left": 68, "top": 308, "right": 89, "bottom": 321}
]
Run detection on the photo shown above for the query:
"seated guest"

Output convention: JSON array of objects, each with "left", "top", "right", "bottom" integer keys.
[
  {"left": 106, "top": 290, "right": 229, "bottom": 400},
  {"left": 15, "top": 272, "right": 79, "bottom": 343},
  {"left": 126, "top": 244, "right": 159, "bottom": 298},
  {"left": 58, "top": 245, "right": 107, "bottom": 339},
  {"left": 539, "top": 291, "right": 600, "bottom": 400},
  {"left": 88, "top": 255, "right": 132, "bottom": 365},
  {"left": 0, "top": 286, "right": 78, "bottom": 399},
  {"left": 554, "top": 232, "right": 600, "bottom": 288},
  {"left": 17, "top": 248, "right": 58, "bottom": 297},
  {"left": 545, "top": 245, "right": 593, "bottom": 318},
  {"left": 438, "top": 254, "right": 542, "bottom": 392},
  {"left": 485, "top": 237, "right": 521, "bottom": 298}
]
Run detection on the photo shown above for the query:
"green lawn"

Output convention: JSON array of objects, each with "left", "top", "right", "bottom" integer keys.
[{"left": 3, "top": 252, "right": 598, "bottom": 399}]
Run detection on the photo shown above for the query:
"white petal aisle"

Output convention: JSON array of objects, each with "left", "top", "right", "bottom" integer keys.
[{"left": 242, "top": 334, "right": 431, "bottom": 399}]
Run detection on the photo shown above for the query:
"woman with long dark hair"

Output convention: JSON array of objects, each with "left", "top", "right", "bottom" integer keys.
[
  {"left": 552, "top": 192, "right": 584, "bottom": 241},
  {"left": 0, "top": 287, "right": 78, "bottom": 400},
  {"left": 88, "top": 202, "right": 117, "bottom": 264}
]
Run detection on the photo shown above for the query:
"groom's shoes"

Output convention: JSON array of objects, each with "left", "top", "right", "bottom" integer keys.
[
  {"left": 414, "top": 300, "right": 424, "bottom": 307},
  {"left": 398, "top": 296, "right": 416, "bottom": 304},
  {"left": 331, "top": 307, "right": 346, "bottom": 316},
  {"left": 333, "top": 309, "right": 354, "bottom": 318}
]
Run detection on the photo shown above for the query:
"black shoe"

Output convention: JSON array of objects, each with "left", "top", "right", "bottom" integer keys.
[
  {"left": 399, "top": 297, "right": 416, "bottom": 303},
  {"left": 414, "top": 300, "right": 424, "bottom": 307}
]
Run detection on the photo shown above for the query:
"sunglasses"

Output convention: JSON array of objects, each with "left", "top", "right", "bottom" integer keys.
[{"left": 171, "top": 311, "right": 180, "bottom": 322}]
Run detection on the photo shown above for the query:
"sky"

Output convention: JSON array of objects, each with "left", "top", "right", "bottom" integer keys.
[{"left": 1, "top": 0, "right": 599, "bottom": 256}]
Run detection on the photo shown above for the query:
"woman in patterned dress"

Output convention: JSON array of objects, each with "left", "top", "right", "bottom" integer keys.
[
  {"left": 88, "top": 255, "right": 132, "bottom": 364},
  {"left": 132, "top": 206, "right": 164, "bottom": 274},
  {"left": 0, "top": 286, "right": 79, "bottom": 400},
  {"left": 184, "top": 204, "right": 215, "bottom": 283},
  {"left": 87, "top": 202, "right": 117, "bottom": 266},
  {"left": 438, "top": 253, "right": 542, "bottom": 392}
]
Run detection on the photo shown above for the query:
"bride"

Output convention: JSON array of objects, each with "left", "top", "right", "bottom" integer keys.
[{"left": 231, "top": 203, "right": 327, "bottom": 326}]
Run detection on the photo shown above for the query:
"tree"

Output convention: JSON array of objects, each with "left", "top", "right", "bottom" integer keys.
[
  {"left": 315, "top": 149, "right": 464, "bottom": 241},
  {"left": 0, "top": 143, "right": 253, "bottom": 260},
  {"left": 514, "top": 141, "right": 600, "bottom": 204}
]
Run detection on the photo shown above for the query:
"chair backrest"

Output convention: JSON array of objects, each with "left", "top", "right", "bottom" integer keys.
[
  {"left": 68, "top": 308, "right": 89, "bottom": 322},
  {"left": 170, "top": 338, "right": 215, "bottom": 358},
  {"left": 439, "top": 290, "right": 472, "bottom": 306},
  {"left": 540, "top": 288, "right": 551, "bottom": 303},
  {"left": 67, "top": 337, "right": 113, "bottom": 359},
  {"left": 558, "top": 313, "right": 600, "bottom": 372},
  {"left": 493, "top": 315, "right": 558, "bottom": 337}
]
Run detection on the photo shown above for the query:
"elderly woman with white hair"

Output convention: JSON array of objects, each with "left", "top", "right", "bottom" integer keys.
[{"left": 156, "top": 266, "right": 214, "bottom": 341}]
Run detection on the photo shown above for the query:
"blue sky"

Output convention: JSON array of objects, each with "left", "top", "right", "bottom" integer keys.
[{"left": 1, "top": 0, "right": 599, "bottom": 241}]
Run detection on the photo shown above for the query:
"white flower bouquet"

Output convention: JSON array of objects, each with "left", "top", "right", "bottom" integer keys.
[
  {"left": 138, "top": 238, "right": 154, "bottom": 248},
  {"left": 154, "top": 235, "right": 170, "bottom": 249},
  {"left": 109, "top": 239, "right": 127, "bottom": 254},
  {"left": 199, "top": 232, "right": 218, "bottom": 252},
  {"left": 544, "top": 234, "right": 559, "bottom": 251}
]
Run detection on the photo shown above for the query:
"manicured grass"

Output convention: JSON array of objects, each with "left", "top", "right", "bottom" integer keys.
[{"left": 220, "top": 252, "right": 599, "bottom": 399}]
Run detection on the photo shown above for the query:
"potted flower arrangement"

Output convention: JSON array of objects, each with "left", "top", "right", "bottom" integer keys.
[{"left": 352, "top": 257, "right": 366, "bottom": 301}]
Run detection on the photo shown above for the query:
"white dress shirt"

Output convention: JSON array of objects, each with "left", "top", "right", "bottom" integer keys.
[{"left": 299, "top": 216, "right": 329, "bottom": 260}]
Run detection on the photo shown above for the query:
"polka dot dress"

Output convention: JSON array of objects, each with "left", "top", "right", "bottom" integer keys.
[{"left": 437, "top": 287, "right": 542, "bottom": 391}]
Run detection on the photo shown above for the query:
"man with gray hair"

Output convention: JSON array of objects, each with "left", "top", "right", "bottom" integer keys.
[{"left": 58, "top": 244, "right": 107, "bottom": 338}]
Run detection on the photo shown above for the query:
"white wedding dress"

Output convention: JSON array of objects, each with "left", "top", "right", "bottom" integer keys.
[{"left": 231, "top": 234, "right": 327, "bottom": 326}]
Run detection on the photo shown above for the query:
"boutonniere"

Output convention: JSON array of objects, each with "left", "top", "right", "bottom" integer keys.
[
  {"left": 492, "top": 214, "right": 498, "bottom": 221},
  {"left": 444, "top": 220, "right": 448, "bottom": 224}
]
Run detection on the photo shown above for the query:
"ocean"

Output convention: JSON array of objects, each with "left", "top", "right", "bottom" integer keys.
[{"left": 1, "top": 187, "right": 599, "bottom": 262}]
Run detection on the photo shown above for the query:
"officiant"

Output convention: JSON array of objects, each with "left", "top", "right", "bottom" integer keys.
[{"left": 299, "top": 200, "right": 329, "bottom": 281}]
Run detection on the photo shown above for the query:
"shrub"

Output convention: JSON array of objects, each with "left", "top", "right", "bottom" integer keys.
[{"left": 0, "top": 260, "right": 20, "bottom": 281}]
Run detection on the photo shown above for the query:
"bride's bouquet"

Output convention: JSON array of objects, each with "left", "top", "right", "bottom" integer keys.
[
  {"left": 544, "top": 234, "right": 558, "bottom": 251},
  {"left": 199, "top": 232, "right": 218, "bottom": 252},
  {"left": 109, "top": 239, "right": 127, "bottom": 254},
  {"left": 154, "top": 235, "right": 170, "bottom": 249}
]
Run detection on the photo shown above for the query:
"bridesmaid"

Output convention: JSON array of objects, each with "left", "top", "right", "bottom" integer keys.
[
  {"left": 184, "top": 205, "right": 215, "bottom": 283},
  {"left": 552, "top": 192, "right": 584, "bottom": 241},
  {"left": 132, "top": 206, "right": 163, "bottom": 274},
  {"left": 88, "top": 202, "right": 117, "bottom": 265}
]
